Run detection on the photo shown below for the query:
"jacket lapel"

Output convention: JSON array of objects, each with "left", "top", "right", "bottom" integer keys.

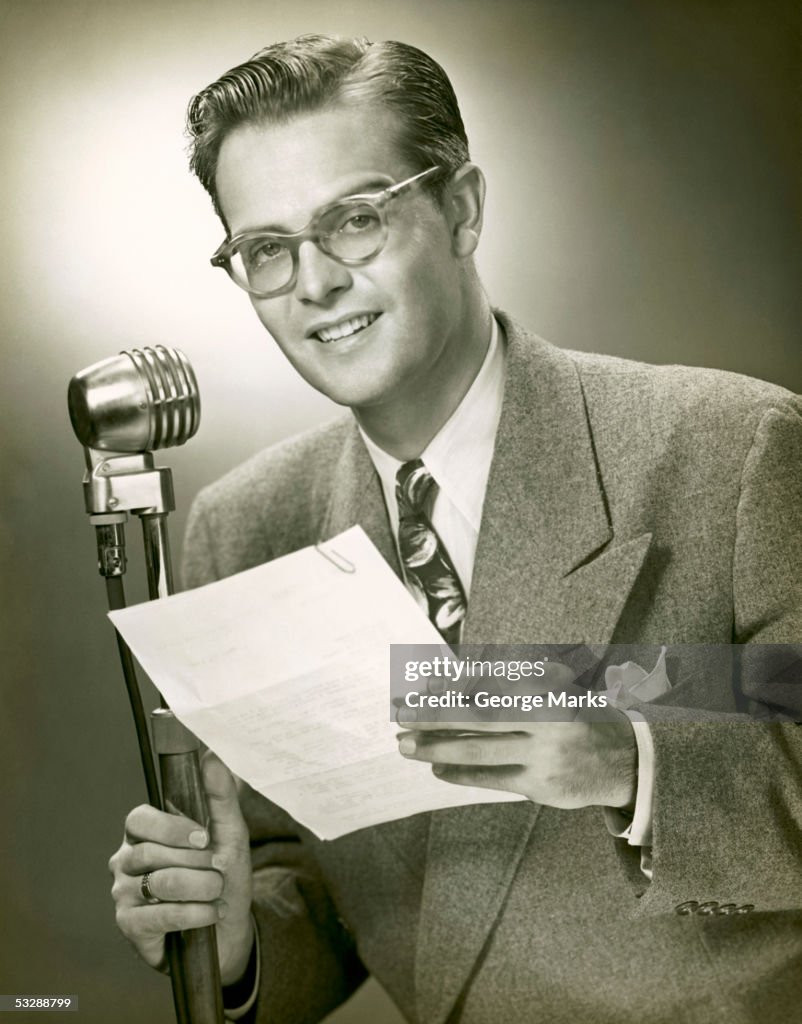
[
  {"left": 319, "top": 421, "right": 400, "bottom": 576},
  {"left": 465, "top": 311, "right": 652, "bottom": 645},
  {"left": 415, "top": 314, "right": 653, "bottom": 1024}
]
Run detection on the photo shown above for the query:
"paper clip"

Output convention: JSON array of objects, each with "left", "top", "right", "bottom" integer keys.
[{"left": 315, "top": 543, "right": 356, "bottom": 574}]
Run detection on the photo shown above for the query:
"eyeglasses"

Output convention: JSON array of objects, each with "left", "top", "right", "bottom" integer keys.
[{"left": 210, "top": 165, "right": 442, "bottom": 298}]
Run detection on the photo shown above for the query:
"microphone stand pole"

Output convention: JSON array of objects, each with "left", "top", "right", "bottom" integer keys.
[{"left": 85, "top": 449, "right": 224, "bottom": 1024}]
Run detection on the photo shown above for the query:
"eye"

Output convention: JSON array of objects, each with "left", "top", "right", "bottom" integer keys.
[
  {"left": 243, "top": 239, "right": 286, "bottom": 269},
  {"left": 338, "top": 209, "right": 381, "bottom": 234}
]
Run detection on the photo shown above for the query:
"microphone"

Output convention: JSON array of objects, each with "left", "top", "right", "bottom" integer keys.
[
  {"left": 68, "top": 345, "right": 201, "bottom": 518},
  {"left": 68, "top": 345, "right": 200, "bottom": 453}
]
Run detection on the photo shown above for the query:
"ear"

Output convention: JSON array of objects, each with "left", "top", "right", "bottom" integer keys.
[{"left": 445, "top": 163, "right": 486, "bottom": 258}]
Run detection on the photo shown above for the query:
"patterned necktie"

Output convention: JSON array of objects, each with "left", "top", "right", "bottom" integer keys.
[{"left": 396, "top": 459, "right": 467, "bottom": 644}]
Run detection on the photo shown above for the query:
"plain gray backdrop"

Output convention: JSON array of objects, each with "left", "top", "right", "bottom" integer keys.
[{"left": 1, "top": 1, "right": 799, "bottom": 1021}]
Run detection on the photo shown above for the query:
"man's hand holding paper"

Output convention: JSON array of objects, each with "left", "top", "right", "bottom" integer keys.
[{"left": 396, "top": 661, "right": 638, "bottom": 810}]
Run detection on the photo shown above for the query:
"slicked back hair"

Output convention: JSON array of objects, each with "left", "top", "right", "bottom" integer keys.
[{"left": 186, "top": 35, "right": 470, "bottom": 222}]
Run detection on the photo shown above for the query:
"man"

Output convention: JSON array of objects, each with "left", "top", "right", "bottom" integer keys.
[{"left": 109, "top": 36, "right": 802, "bottom": 1023}]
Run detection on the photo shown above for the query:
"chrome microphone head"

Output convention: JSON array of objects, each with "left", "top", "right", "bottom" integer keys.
[{"left": 68, "top": 345, "right": 200, "bottom": 452}]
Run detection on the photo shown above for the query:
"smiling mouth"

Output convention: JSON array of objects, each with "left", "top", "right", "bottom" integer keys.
[{"left": 314, "top": 313, "right": 380, "bottom": 343}]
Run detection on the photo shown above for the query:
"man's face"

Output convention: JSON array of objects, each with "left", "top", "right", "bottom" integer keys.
[{"left": 214, "top": 104, "right": 466, "bottom": 412}]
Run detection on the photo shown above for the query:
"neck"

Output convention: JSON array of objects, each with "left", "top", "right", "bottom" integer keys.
[{"left": 354, "top": 288, "right": 494, "bottom": 461}]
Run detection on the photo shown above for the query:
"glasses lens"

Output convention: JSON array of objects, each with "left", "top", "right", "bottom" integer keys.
[
  {"left": 233, "top": 237, "right": 294, "bottom": 295},
  {"left": 319, "top": 201, "right": 385, "bottom": 261}
]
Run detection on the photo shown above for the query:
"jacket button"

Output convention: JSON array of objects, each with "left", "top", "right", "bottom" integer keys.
[
  {"left": 675, "top": 901, "right": 699, "bottom": 915},
  {"left": 736, "top": 904, "right": 755, "bottom": 914},
  {"left": 697, "top": 901, "right": 720, "bottom": 915},
  {"left": 715, "top": 903, "right": 738, "bottom": 915}
]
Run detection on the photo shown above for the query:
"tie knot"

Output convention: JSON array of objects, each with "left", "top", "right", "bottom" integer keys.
[{"left": 396, "top": 459, "right": 436, "bottom": 517}]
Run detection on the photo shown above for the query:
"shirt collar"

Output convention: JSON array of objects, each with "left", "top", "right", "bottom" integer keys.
[{"left": 359, "top": 316, "right": 506, "bottom": 531}]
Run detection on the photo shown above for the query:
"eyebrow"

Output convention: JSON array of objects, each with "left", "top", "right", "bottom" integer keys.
[{"left": 240, "top": 176, "right": 393, "bottom": 236}]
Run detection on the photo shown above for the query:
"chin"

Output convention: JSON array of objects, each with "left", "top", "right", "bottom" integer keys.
[
  {"left": 305, "top": 356, "right": 408, "bottom": 411},
  {"left": 316, "top": 382, "right": 392, "bottom": 410}
]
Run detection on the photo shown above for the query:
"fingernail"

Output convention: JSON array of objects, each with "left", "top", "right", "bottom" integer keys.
[
  {"left": 433, "top": 764, "right": 445, "bottom": 776},
  {"left": 398, "top": 736, "right": 416, "bottom": 755},
  {"left": 396, "top": 706, "right": 417, "bottom": 725},
  {"left": 189, "top": 829, "right": 209, "bottom": 848},
  {"left": 211, "top": 854, "right": 226, "bottom": 871}
]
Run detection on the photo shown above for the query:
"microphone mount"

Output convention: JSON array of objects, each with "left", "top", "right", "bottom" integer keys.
[
  {"left": 79, "top": 450, "right": 175, "bottom": 519},
  {"left": 68, "top": 344, "right": 224, "bottom": 1023}
]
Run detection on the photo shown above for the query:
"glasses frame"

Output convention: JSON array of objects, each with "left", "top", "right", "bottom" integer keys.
[{"left": 210, "top": 165, "right": 442, "bottom": 298}]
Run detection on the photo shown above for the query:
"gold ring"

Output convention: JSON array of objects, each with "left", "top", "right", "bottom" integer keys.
[{"left": 140, "top": 871, "right": 160, "bottom": 905}]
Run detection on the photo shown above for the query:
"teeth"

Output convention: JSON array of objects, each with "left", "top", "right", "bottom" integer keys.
[{"left": 316, "top": 314, "right": 377, "bottom": 343}]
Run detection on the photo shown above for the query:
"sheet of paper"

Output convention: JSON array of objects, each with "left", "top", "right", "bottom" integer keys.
[{"left": 108, "top": 526, "right": 520, "bottom": 839}]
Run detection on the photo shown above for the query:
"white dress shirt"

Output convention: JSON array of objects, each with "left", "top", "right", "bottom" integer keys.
[{"left": 360, "top": 316, "right": 505, "bottom": 598}]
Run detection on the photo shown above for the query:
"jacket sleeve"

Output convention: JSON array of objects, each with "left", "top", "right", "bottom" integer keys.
[
  {"left": 182, "top": 498, "right": 368, "bottom": 1023},
  {"left": 626, "top": 400, "right": 802, "bottom": 916}
]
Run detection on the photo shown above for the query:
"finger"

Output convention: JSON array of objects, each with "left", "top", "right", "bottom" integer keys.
[
  {"left": 396, "top": 709, "right": 519, "bottom": 733},
  {"left": 535, "top": 661, "right": 578, "bottom": 689},
  {"left": 431, "top": 763, "right": 526, "bottom": 792},
  {"left": 201, "top": 751, "right": 250, "bottom": 856},
  {"left": 120, "top": 842, "right": 215, "bottom": 877},
  {"left": 112, "top": 865, "right": 222, "bottom": 910},
  {"left": 116, "top": 902, "right": 222, "bottom": 967},
  {"left": 124, "top": 804, "right": 209, "bottom": 851},
  {"left": 136, "top": 866, "right": 224, "bottom": 905},
  {"left": 399, "top": 732, "right": 529, "bottom": 766}
]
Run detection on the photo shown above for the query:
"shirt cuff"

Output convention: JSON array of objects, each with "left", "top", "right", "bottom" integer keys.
[
  {"left": 603, "top": 712, "right": 655, "bottom": 879},
  {"left": 223, "top": 914, "right": 260, "bottom": 1021}
]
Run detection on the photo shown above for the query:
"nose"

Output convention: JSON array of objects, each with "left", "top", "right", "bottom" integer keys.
[{"left": 294, "top": 240, "right": 351, "bottom": 305}]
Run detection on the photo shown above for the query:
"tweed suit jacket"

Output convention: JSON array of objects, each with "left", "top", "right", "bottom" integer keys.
[{"left": 182, "top": 312, "right": 802, "bottom": 1024}]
